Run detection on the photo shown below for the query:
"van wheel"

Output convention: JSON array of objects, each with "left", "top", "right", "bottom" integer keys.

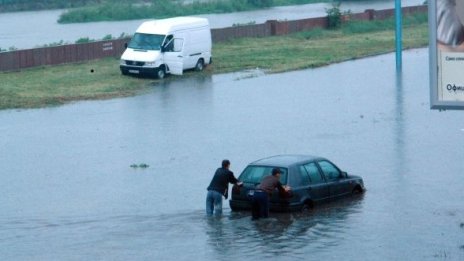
[
  {"left": 195, "top": 59, "right": 204, "bottom": 71},
  {"left": 156, "top": 66, "right": 166, "bottom": 79}
]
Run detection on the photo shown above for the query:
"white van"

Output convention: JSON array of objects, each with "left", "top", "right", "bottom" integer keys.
[{"left": 120, "top": 16, "right": 212, "bottom": 79}]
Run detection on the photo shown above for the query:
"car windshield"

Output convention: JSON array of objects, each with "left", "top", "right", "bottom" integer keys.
[
  {"left": 239, "top": 166, "right": 288, "bottom": 185},
  {"left": 128, "top": 33, "right": 165, "bottom": 51}
]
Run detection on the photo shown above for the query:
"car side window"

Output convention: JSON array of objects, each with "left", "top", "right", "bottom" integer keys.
[
  {"left": 303, "top": 163, "right": 323, "bottom": 184},
  {"left": 297, "top": 166, "right": 311, "bottom": 186},
  {"left": 318, "top": 160, "right": 341, "bottom": 181}
]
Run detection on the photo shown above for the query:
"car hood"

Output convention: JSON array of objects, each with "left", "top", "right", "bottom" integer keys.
[
  {"left": 121, "top": 48, "right": 160, "bottom": 62},
  {"left": 348, "top": 174, "right": 363, "bottom": 180}
]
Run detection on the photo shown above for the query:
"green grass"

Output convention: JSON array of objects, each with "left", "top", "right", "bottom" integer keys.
[
  {"left": 214, "top": 13, "right": 429, "bottom": 73},
  {"left": 0, "top": 13, "right": 429, "bottom": 110},
  {"left": 0, "top": 58, "right": 148, "bottom": 109}
]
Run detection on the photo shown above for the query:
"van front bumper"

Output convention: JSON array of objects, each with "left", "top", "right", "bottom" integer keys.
[{"left": 120, "top": 65, "right": 157, "bottom": 76}]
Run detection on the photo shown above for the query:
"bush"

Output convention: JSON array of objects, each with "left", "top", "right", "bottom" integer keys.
[
  {"left": 232, "top": 21, "right": 257, "bottom": 27},
  {"left": 75, "top": 37, "right": 94, "bottom": 44},
  {"left": 326, "top": 2, "right": 342, "bottom": 29},
  {"left": 102, "top": 34, "right": 113, "bottom": 40},
  {"left": 40, "top": 40, "right": 66, "bottom": 47}
]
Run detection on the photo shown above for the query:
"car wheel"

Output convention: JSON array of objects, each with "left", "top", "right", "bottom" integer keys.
[
  {"left": 156, "top": 66, "right": 166, "bottom": 79},
  {"left": 195, "top": 59, "right": 204, "bottom": 71},
  {"left": 300, "top": 200, "right": 314, "bottom": 211}
]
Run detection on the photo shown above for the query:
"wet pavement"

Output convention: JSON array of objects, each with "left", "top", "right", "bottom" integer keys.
[{"left": 1, "top": 48, "right": 464, "bottom": 260}]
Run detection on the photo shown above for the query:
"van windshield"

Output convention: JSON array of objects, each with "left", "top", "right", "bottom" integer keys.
[
  {"left": 128, "top": 33, "right": 165, "bottom": 51},
  {"left": 238, "top": 166, "right": 288, "bottom": 185}
]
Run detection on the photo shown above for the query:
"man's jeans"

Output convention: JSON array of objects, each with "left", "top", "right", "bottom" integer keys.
[
  {"left": 251, "top": 191, "right": 269, "bottom": 220},
  {"left": 206, "top": 190, "right": 223, "bottom": 216}
]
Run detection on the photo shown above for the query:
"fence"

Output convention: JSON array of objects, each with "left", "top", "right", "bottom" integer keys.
[{"left": 0, "top": 5, "right": 427, "bottom": 72}]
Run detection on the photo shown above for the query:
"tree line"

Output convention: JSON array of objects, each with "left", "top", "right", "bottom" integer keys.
[
  {"left": 0, "top": 0, "right": 276, "bottom": 13},
  {"left": 0, "top": 0, "right": 102, "bottom": 12}
]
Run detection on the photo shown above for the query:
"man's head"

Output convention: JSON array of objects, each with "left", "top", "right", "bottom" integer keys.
[
  {"left": 222, "top": 159, "right": 230, "bottom": 168},
  {"left": 272, "top": 167, "right": 282, "bottom": 176}
]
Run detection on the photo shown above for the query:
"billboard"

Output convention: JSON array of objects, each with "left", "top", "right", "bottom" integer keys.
[{"left": 429, "top": 0, "right": 464, "bottom": 110}]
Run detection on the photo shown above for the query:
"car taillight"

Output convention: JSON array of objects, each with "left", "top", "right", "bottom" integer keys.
[{"left": 232, "top": 185, "right": 241, "bottom": 195}]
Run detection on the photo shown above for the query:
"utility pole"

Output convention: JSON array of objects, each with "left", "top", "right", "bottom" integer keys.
[{"left": 395, "top": 0, "right": 402, "bottom": 71}]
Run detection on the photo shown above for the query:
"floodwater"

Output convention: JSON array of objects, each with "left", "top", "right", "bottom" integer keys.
[
  {"left": 1, "top": 48, "right": 464, "bottom": 260},
  {"left": 0, "top": 0, "right": 424, "bottom": 50}
]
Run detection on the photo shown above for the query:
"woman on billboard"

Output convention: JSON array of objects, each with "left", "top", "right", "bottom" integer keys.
[{"left": 437, "top": 0, "right": 464, "bottom": 51}]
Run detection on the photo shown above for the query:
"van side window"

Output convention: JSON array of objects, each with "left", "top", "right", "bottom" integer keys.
[
  {"left": 303, "top": 163, "right": 323, "bottom": 184},
  {"left": 164, "top": 35, "right": 174, "bottom": 52},
  {"left": 173, "top": 38, "right": 183, "bottom": 52},
  {"left": 318, "top": 160, "right": 341, "bottom": 181}
]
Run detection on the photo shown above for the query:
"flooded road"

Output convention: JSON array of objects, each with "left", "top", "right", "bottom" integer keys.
[
  {"left": 0, "top": 0, "right": 424, "bottom": 50},
  {"left": 1, "top": 48, "right": 464, "bottom": 260}
]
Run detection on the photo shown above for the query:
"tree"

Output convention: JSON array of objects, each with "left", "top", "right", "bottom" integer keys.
[{"left": 248, "top": 0, "right": 273, "bottom": 8}]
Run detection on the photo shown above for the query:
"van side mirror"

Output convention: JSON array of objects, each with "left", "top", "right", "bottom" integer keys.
[{"left": 124, "top": 43, "right": 128, "bottom": 49}]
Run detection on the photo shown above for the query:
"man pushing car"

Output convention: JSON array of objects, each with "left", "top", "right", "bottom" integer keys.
[{"left": 251, "top": 168, "right": 291, "bottom": 220}]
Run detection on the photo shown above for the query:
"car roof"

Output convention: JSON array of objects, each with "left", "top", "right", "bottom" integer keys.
[{"left": 249, "top": 154, "right": 325, "bottom": 168}]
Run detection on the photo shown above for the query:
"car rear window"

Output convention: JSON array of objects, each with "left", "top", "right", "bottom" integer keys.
[{"left": 238, "top": 166, "right": 288, "bottom": 185}]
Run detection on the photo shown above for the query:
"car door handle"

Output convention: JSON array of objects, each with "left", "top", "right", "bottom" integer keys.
[{"left": 177, "top": 55, "right": 183, "bottom": 58}]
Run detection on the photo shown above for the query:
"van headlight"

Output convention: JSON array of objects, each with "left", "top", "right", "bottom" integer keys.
[
  {"left": 120, "top": 59, "right": 126, "bottom": 65},
  {"left": 145, "top": 61, "right": 156, "bottom": 67}
]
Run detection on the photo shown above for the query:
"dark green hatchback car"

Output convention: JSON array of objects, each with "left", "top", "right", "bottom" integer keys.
[{"left": 229, "top": 155, "right": 365, "bottom": 212}]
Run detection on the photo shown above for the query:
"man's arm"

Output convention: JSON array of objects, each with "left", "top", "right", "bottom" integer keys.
[{"left": 228, "top": 171, "right": 243, "bottom": 185}]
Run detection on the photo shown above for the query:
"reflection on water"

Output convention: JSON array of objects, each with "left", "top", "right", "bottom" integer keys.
[
  {"left": 393, "top": 71, "right": 406, "bottom": 182},
  {"left": 0, "top": 198, "right": 362, "bottom": 260},
  {"left": 1, "top": 195, "right": 364, "bottom": 260}
]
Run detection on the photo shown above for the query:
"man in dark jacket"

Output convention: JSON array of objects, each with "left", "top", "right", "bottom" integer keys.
[{"left": 206, "top": 159, "right": 242, "bottom": 216}]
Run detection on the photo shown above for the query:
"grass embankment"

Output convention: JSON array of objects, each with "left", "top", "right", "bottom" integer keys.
[
  {"left": 0, "top": 13, "right": 428, "bottom": 110},
  {"left": 58, "top": 0, "right": 326, "bottom": 23}
]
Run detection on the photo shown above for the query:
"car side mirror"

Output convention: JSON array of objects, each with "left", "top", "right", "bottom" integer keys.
[{"left": 341, "top": 171, "right": 348, "bottom": 178}]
